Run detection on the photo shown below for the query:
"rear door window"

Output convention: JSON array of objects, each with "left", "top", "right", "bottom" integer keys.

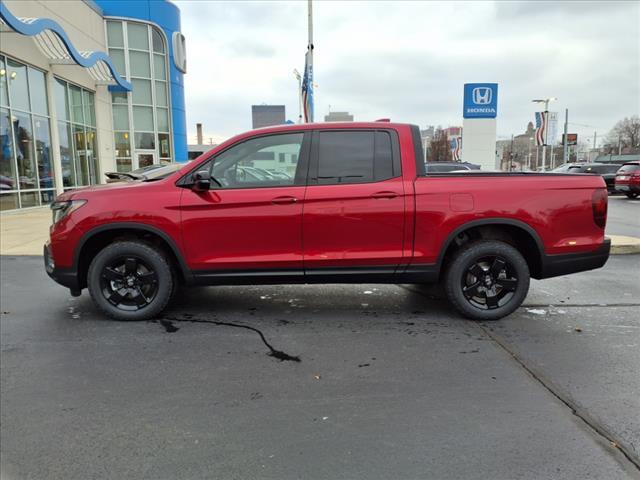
[
  {"left": 314, "top": 131, "right": 396, "bottom": 185},
  {"left": 618, "top": 164, "right": 640, "bottom": 173}
]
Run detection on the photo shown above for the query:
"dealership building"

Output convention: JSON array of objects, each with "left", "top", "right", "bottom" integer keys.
[{"left": 0, "top": 0, "right": 187, "bottom": 210}]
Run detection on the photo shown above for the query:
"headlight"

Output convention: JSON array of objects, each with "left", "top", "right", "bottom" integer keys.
[{"left": 51, "top": 200, "right": 87, "bottom": 224}]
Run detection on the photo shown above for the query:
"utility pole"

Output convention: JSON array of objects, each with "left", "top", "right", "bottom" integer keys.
[
  {"left": 563, "top": 108, "right": 568, "bottom": 163},
  {"left": 618, "top": 135, "right": 622, "bottom": 155},
  {"left": 528, "top": 137, "right": 533, "bottom": 170}
]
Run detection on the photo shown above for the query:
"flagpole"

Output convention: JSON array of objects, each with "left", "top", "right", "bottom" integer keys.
[{"left": 307, "top": 0, "right": 314, "bottom": 122}]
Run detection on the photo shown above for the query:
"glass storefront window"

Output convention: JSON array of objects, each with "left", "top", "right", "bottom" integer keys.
[
  {"left": 155, "top": 81, "right": 167, "bottom": 107},
  {"left": 0, "top": 192, "right": 19, "bottom": 210},
  {"left": 28, "top": 68, "right": 48, "bottom": 115},
  {"left": 57, "top": 121, "right": 75, "bottom": 187},
  {"left": 55, "top": 78, "right": 98, "bottom": 190},
  {"left": 20, "top": 191, "right": 39, "bottom": 208},
  {"left": 135, "top": 132, "right": 155, "bottom": 150},
  {"left": 152, "top": 29, "right": 165, "bottom": 54},
  {"left": 40, "top": 189, "right": 55, "bottom": 205},
  {"left": 54, "top": 79, "right": 69, "bottom": 122},
  {"left": 156, "top": 108, "right": 169, "bottom": 132},
  {"left": 127, "top": 23, "right": 149, "bottom": 50},
  {"left": 133, "top": 106, "right": 154, "bottom": 131},
  {"left": 72, "top": 123, "right": 89, "bottom": 186},
  {"left": 116, "top": 158, "right": 132, "bottom": 172},
  {"left": 1, "top": 56, "right": 57, "bottom": 209},
  {"left": 107, "top": 22, "right": 173, "bottom": 166},
  {"left": 109, "top": 49, "right": 126, "bottom": 74},
  {"left": 69, "top": 85, "right": 84, "bottom": 124},
  {"left": 131, "top": 79, "right": 152, "bottom": 105},
  {"left": 1, "top": 108, "right": 17, "bottom": 190},
  {"left": 158, "top": 133, "right": 171, "bottom": 158},
  {"left": 112, "top": 92, "right": 128, "bottom": 104},
  {"left": 0, "top": 57, "right": 8, "bottom": 107},
  {"left": 13, "top": 111, "right": 37, "bottom": 190},
  {"left": 153, "top": 54, "right": 166, "bottom": 80},
  {"left": 112, "top": 105, "right": 130, "bottom": 130},
  {"left": 114, "top": 132, "right": 131, "bottom": 157},
  {"left": 86, "top": 128, "right": 99, "bottom": 184},
  {"left": 83, "top": 90, "right": 95, "bottom": 127},
  {"left": 130, "top": 51, "right": 151, "bottom": 78},
  {"left": 106, "top": 21, "right": 124, "bottom": 48},
  {"left": 7, "top": 59, "right": 29, "bottom": 112},
  {"left": 33, "top": 116, "right": 53, "bottom": 189}
]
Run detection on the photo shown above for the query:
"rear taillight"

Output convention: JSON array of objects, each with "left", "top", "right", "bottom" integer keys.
[{"left": 592, "top": 189, "right": 607, "bottom": 229}]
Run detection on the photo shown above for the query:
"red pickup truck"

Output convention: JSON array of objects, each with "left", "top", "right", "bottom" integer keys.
[{"left": 45, "top": 122, "right": 610, "bottom": 321}]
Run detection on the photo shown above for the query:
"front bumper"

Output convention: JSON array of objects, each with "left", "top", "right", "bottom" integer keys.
[
  {"left": 44, "top": 243, "right": 80, "bottom": 291},
  {"left": 537, "top": 238, "right": 611, "bottom": 279}
]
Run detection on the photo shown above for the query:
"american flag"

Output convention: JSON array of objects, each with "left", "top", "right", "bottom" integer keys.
[
  {"left": 450, "top": 136, "right": 462, "bottom": 161},
  {"left": 301, "top": 49, "right": 314, "bottom": 123},
  {"left": 534, "top": 111, "right": 546, "bottom": 146}
]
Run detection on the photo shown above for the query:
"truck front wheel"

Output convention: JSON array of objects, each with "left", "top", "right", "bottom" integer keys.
[
  {"left": 444, "top": 240, "right": 530, "bottom": 321},
  {"left": 87, "top": 241, "right": 174, "bottom": 321}
]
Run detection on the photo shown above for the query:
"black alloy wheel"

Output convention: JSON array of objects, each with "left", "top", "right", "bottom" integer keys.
[
  {"left": 461, "top": 256, "right": 518, "bottom": 310},
  {"left": 444, "top": 240, "right": 530, "bottom": 321},
  {"left": 100, "top": 256, "right": 159, "bottom": 311},
  {"left": 88, "top": 241, "right": 174, "bottom": 321}
]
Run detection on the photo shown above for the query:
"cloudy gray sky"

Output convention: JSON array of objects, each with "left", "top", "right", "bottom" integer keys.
[{"left": 177, "top": 0, "right": 639, "bottom": 145}]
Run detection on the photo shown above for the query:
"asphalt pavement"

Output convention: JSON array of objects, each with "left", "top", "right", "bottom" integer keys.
[
  {"left": 607, "top": 195, "right": 640, "bottom": 237},
  {"left": 1, "top": 253, "right": 639, "bottom": 480}
]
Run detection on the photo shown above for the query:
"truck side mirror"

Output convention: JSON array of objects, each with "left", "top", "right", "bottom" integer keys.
[{"left": 191, "top": 170, "right": 211, "bottom": 192}]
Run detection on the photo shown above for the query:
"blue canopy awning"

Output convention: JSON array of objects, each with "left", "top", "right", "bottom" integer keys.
[{"left": 0, "top": 2, "right": 131, "bottom": 92}]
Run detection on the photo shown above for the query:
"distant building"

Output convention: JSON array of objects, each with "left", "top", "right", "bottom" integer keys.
[
  {"left": 252, "top": 105, "right": 286, "bottom": 129},
  {"left": 324, "top": 111, "right": 354, "bottom": 122},
  {"left": 188, "top": 144, "right": 216, "bottom": 160}
]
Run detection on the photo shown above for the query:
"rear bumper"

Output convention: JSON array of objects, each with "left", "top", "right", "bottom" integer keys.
[
  {"left": 537, "top": 238, "right": 611, "bottom": 279},
  {"left": 44, "top": 244, "right": 80, "bottom": 291}
]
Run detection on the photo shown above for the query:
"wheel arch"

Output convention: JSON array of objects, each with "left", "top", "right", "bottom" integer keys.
[
  {"left": 74, "top": 223, "right": 192, "bottom": 289},
  {"left": 437, "top": 218, "right": 545, "bottom": 279}
]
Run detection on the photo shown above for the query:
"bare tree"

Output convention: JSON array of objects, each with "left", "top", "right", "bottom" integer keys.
[
  {"left": 606, "top": 116, "right": 640, "bottom": 153},
  {"left": 428, "top": 130, "right": 452, "bottom": 162}
]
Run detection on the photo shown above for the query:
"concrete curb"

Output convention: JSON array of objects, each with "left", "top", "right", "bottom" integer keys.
[{"left": 609, "top": 235, "right": 640, "bottom": 255}]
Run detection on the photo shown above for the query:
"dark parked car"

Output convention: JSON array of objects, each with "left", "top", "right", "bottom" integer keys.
[{"left": 559, "top": 163, "right": 622, "bottom": 193}]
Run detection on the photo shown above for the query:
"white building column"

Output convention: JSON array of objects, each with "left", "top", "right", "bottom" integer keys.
[{"left": 45, "top": 70, "right": 64, "bottom": 196}]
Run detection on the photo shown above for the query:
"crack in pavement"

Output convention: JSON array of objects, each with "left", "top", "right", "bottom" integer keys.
[
  {"left": 477, "top": 323, "right": 640, "bottom": 472},
  {"left": 403, "top": 285, "right": 640, "bottom": 472},
  {"left": 155, "top": 315, "right": 301, "bottom": 362}
]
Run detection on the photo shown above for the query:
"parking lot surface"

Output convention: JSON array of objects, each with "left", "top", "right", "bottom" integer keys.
[{"left": 1, "top": 254, "right": 639, "bottom": 480}]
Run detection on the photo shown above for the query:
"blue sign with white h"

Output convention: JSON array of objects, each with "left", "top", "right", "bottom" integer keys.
[{"left": 463, "top": 83, "right": 498, "bottom": 118}]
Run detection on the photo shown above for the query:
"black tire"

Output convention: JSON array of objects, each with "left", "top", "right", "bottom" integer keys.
[
  {"left": 444, "top": 240, "right": 530, "bottom": 321},
  {"left": 87, "top": 241, "right": 174, "bottom": 321},
  {"left": 625, "top": 192, "right": 638, "bottom": 199}
]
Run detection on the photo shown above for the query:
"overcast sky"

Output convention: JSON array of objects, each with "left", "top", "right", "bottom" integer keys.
[{"left": 177, "top": 0, "right": 639, "bottom": 145}]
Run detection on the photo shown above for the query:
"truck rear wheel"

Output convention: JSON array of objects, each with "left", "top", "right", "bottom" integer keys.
[
  {"left": 444, "top": 240, "right": 530, "bottom": 321},
  {"left": 87, "top": 241, "right": 174, "bottom": 321}
]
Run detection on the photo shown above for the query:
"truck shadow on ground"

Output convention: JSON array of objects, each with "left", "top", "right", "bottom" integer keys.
[{"left": 70, "top": 283, "right": 466, "bottom": 363}]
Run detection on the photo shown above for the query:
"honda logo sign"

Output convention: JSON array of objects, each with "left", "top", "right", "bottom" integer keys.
[
  {"left": 463, "top": 83, "right": 498, "bottom": 118},
  {"left": 472, "top": 87, "right": 492, "bottom": 105}
]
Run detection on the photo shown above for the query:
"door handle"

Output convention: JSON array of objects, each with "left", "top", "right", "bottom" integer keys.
[
  {"left": 271, "top": 196, "right": 298, "bottom": 205},
  {"left": 371, "top": 191, "right": 398, "bottom": 199}
]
